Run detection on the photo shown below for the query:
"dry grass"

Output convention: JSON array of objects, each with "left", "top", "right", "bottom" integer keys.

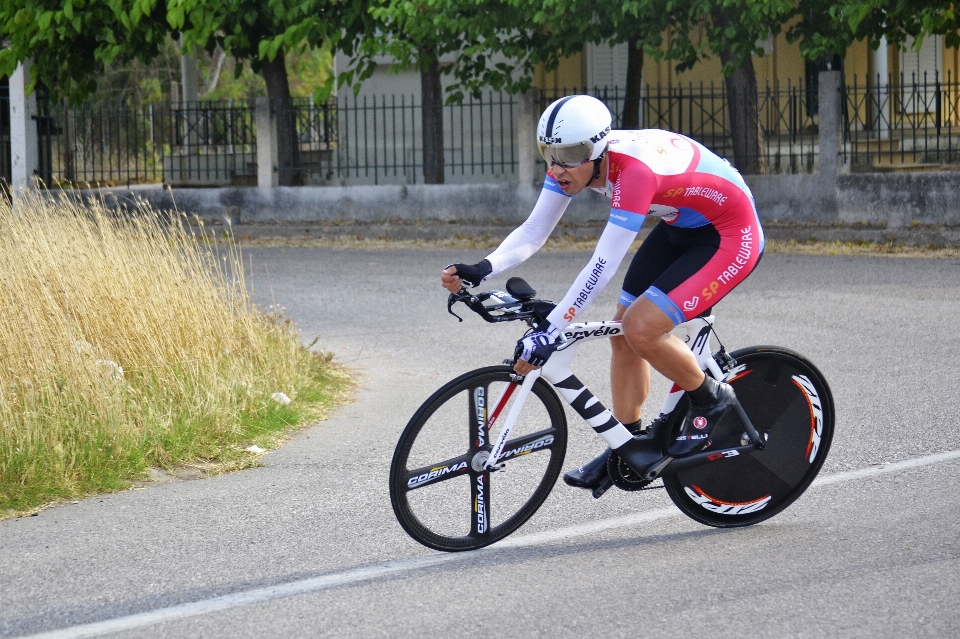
[
  {"left": 762, "top": 238, "right": 960, "bottom": 258},
  {"left": 225, "top": 231, "right": 960, "bottom": 258},
  {"left": 0, "top": 194, "right": 349, "bottom": 518}
]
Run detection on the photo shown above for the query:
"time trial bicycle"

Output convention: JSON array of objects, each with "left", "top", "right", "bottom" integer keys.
[{"left": 389, "top": 277, "right": 834, "bottom": 552}]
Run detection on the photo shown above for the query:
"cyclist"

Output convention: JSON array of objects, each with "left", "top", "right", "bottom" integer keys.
[{"left": 441, "top": 95, "right": 764, "bottom": 490}]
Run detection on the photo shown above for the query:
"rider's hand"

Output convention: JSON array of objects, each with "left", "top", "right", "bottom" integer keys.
[
  {"left": 514, "top": 323, "right": 563, "bottom": 373},
  {"left": 442, "top": 259, "right": 492, "bottom": 292}
]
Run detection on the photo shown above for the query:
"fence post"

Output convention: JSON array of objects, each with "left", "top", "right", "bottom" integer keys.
[
  {"left": 256, "top": 97, "right": 278, "bottom": 189},
  {"left": 818, "top": 70, "right": 842, "bottom": 180},
  {"left": 516, "top": 89, "right": 539, "bottom": 192},
  {"left": 816, "top": 70, "right": 841, "bottom": 221},
  {"left": 180, "top": 47, "right": 200, "bottom": 150},
  {"left": 9, "top": 60, "right": 39, "bottom": 197}
]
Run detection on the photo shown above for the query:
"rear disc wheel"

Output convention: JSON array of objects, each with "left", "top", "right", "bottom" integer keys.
[{"left": 663, "top": 347, "right": 835, "bottom": 527}]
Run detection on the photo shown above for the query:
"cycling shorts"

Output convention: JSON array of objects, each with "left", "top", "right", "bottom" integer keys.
[{"left": 618, "top": 214, "right": 763, "bottom": 325}]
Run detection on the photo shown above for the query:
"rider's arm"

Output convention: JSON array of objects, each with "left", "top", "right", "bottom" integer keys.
[
  {"left": 483, "top": 174, "right": 572, "bottom": 278},
  {"left": 545, "top": 158, "right": 657, "bottom": 331}
]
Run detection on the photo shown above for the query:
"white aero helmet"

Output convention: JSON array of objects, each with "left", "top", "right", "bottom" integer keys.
[{"left": 537, "top": 95, "right": 612, "bottom": 167}]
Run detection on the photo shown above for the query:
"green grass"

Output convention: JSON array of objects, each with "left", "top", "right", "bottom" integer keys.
[{"left": 0, "top": 195, "right": 352, "bottom": 519}]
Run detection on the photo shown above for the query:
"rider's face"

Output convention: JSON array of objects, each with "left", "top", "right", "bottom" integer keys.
[{"left": 550, "top": 155, "right": 607, "bottom": 195}]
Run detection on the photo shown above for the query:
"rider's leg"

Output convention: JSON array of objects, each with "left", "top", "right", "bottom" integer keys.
[
  {"left": 583, "top": 206, "right": 763, "bottom": 479},
  {"left": 610, "top": 303, "right": 650, "bottom": 424},
  {"left": 606, "top": 298, "right": 737, "bottom": 468},
  {"left": 620, "top": 298, "right": 704, "bottom": 392},
  {"left": 615, "top": 213, "right": 763, "bottom": 459},
  {"left": 563, "top": 304, "right": 651, "bottom": 489},
  {"left": 564, "top": 224, "right": 681, "bottom": 490}
]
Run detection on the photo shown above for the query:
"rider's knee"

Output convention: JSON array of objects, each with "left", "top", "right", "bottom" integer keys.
[{"left": 621, "top": 310, "right": 667, "bottom": 356}]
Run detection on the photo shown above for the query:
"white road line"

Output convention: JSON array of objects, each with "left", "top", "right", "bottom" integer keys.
[
  {"left": 20, "top": 449, "right": 960, "bottom": 639},
  {"left": 812, "top": 449, "right": 960, "bottom": 486}
]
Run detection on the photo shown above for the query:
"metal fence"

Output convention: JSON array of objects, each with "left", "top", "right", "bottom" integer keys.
[
  {"left": 843, "top": 71, "right": 960, "bottom": 170},
  {"left": 542, "top": 81, "right": 819, "bottom": 174},
  {"left": 35, "top": 100, "right": 257, "bottom": 188},
  {"left": 276, "top": 92, "right": 518, "bottom": 185},
  {"left": 16, "top": 74, "right": 960, "bottom": 188}
]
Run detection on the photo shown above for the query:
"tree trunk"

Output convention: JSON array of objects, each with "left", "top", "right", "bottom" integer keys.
[
  {"left": 261, "top": 52, "right": 302, "bottom": 186},
  {"left": 712, "top": 10, "right": 767, "bottom": 175},
  {"left": 622, "top": 35, "right": 644, "bottom": 129},
  {"left": 420, "top": 51, "right": 444, "bottom": 184}
]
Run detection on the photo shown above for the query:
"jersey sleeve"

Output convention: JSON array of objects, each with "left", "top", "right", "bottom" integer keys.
[
  {"left": 546, "top": 157, "right": 657, "bottom": 330},
  {"left": 484, "top": 175, "right": 571, "bottom": 278}
]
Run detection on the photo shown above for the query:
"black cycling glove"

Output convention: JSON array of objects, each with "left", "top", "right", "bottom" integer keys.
[
  {"left": 447, "top": 259, "right": 493, "bottom": 288},
  {"left": 514, "top": 323, "right": 563, "bottom": 367}
]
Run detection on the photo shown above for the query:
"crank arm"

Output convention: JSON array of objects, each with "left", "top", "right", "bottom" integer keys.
[{"left": 733, "top": 401, "right": 765, "bottom": 449}]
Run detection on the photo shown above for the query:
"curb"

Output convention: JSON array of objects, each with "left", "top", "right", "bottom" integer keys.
[{"left": 209, "top": 220, "right": 960, "bottom": 248}]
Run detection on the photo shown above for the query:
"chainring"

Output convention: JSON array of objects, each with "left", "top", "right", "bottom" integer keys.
[
  {"left": 607, "top": 419, "right": 666, "bottom": 492},
  {"left": 607, "top": 450, "right": 658, "bottom": 491}
]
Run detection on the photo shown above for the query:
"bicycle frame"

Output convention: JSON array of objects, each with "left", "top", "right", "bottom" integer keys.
[
  {"left": 484, "top": 315, "right": 762, "bottom": 473},
  {"left": 392, "top": 283, "right": 834, "bottom": 550}
]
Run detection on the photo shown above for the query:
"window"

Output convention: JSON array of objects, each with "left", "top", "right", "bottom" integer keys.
[{"left": 900, "top": 35, "right": 941, "bottom": 114}]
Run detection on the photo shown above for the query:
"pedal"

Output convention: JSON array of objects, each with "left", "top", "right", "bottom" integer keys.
[{"left": 592, "top": 477, "right": 614, "bottom": 499}]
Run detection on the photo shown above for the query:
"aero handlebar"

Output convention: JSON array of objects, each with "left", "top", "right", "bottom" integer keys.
[{"left": 446, "top": 277, "right": 555, "bottom": 326}]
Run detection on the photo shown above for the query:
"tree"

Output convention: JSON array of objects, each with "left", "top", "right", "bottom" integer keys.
[
  {"left": 633, "top": 0, "right": 796, "bottom": 174},
  {"left": 344, "top": 0, "right": 543, "bottom": 184},
  {"left": 677, "top": 0, "right": 960, "bottom": 173},
  {"left": 530, "top": 0, "right": 672, "bottom": 127},
  {"left": 0, "top": 0, "right": 371, "bottom": 187},
  {"left": 344, "top": 0, "right": 691, "bottom": 183},
  {"left": 167, "top": 0, "right": 374, "bottom": 186},
  {"left": 0, "top": 0, "right": 173, "bottom": 102},
  {"left": 786, "top": 0, "right": 960, "bottom": 59}
]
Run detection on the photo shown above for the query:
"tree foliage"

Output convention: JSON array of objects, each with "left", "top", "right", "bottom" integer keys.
[
  {"left": 166, "top": 0, "right": 368, "bottom": 100},
  {"left": 0, "top": 0, "right": 172, "bottom": 102},
  {"left": 165, "top": 0, "right": 372, "bottom": 185},
  {"left": 342, "top": 0, "right": 680, "bottom": 102},
  {"left": 0, "top": 0, "right": 361, "bottom": 104},
  {"left": 787, "top": 1, "right": 960, "bottom": 59}
]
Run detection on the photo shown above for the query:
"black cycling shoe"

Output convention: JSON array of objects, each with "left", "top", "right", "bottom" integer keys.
[
  {"left": 563, "top": 449, "right": 611, "bottom": 489},
  {"left": 611, "top": 434, "right": 664, "bottom": 477},
  {"left": 668, "top": 379, "right": 738, "bottom": 456}
]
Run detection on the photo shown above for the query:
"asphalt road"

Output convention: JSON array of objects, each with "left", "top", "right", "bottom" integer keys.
[{"left": 2, "top": 247, "right": 960, "bottom": 638}]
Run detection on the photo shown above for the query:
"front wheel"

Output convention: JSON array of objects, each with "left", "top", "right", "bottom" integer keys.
[
  {"left": 663, "top": 346, "right": 835, "bottom": 527},
  {"left": 390, "top": 366, "right": 568, "bottom": 552}
]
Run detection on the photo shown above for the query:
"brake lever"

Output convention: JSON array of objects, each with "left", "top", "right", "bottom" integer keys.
[{"left": 447, "top": 291, "right": 465, "bottom": 322}]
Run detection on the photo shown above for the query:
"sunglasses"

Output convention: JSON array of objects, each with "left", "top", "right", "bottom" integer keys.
[{"left": 537, "top": 140, "right": 594, "bottom": 168}]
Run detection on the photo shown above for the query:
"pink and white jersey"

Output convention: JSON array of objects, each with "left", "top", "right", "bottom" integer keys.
[
  {"left": 597, "top": 129, "right": 759, "bottom": 231},
  {"left": 483, "top": 129, "right": 763, "bottom": 331}
]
